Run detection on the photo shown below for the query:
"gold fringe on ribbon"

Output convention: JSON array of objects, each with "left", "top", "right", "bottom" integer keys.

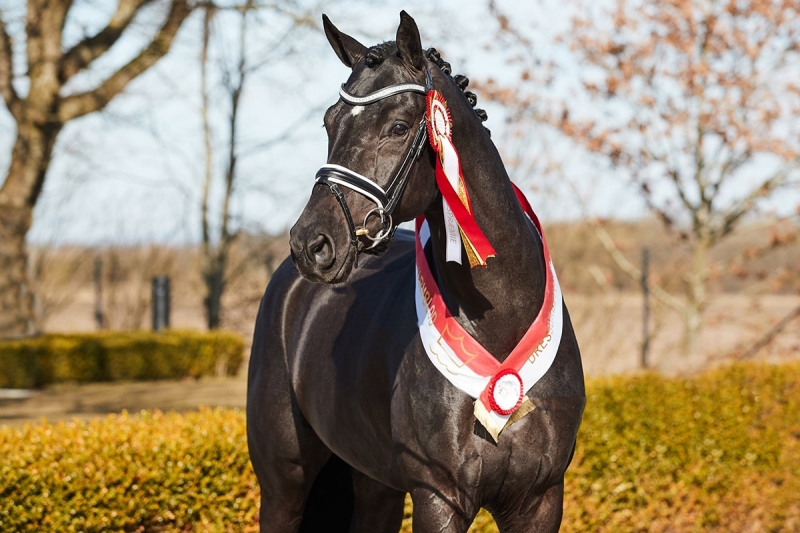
[{"left": 473, "top": 397, "right": 537, "bottom": 443}]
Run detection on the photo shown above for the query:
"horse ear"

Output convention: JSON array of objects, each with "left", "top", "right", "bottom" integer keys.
[
  {"left": 322, "top": 14, "right": 367, "bottom": 69},
  {"left": 396, "top": 11, "right": 424, "bottom": 71}
]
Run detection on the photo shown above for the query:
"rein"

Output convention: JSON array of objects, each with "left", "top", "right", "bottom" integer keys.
[{"left": 314, "top": 69, "right": 434, "bottom": 264}]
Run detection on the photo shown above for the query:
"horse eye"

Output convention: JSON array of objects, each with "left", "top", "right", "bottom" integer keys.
[{"left": 390, "top": 123, "right": 409, "bottom": 136}]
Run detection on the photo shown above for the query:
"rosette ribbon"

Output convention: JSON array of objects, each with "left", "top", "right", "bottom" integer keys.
[{"left": 425, "top": 90, "right": 496, "bottom": 267}]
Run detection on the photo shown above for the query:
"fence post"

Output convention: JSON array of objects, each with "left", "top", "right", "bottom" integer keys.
[
  {"left": 152, "top": 276, "right": 171, "bottom": 332},
  {"left": 641, "top": 247, "right": 650, "bottom": 369},
  {"left": 94, "top": 257, "right": 104, "bottom": 330}
]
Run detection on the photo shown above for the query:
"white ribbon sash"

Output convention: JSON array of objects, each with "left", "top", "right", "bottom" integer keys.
[{"left": 414, "top": 193, "right": 563, "bottom": 441}]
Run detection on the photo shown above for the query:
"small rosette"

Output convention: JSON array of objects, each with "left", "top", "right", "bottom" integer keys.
[
  {"left": 426, "top": 90, "right": 452, "bottom": 152},
  {"left": 487, "top": 368, "right": 524, "bottom": 415}
]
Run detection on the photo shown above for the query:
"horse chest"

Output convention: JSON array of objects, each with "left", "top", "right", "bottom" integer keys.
[{"left": 274, "top": 240, "right": 582, "bottom": 498}]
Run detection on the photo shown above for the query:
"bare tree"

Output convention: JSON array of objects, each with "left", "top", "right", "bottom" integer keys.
[
  {"left": 200, "top": 4, "right": 226, "bottom": 330},
  {"left": 484, "top": 0, "right": 800, "bottom": 355},
  {"left": 0, "top": 0, "right": 193, "bottom": 337},
  {"left": 197, "top": 1, "right": 318, "bottom": 329}
]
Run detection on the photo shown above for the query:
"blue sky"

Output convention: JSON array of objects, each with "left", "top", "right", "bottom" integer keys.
[{"left": 0, "top": 0, "right": 796, "bottom": 245}]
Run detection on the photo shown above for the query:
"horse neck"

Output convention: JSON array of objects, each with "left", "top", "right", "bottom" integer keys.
[{"left": 422, "top": 81, "right": 547, "bottom": 361}]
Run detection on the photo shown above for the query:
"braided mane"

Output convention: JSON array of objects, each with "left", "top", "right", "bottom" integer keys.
[
  {"left": 365, "top": 41, "right": 397, "bottom": 67},
  {"left": 363, "top": 42, "right": 490, "bottom": 136}
]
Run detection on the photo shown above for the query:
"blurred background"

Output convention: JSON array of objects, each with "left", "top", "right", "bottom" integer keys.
[{"left": 0, "top": 0, "right": 798, "bottom": 424}]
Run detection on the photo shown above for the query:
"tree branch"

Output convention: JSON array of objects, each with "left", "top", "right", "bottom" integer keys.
[
  {"left": 201, "top": 5, "right": 213, "bottom": 256},
  {"left": 630, "top": 171, "right": 680, "bottom": 232},
  {"left": 736, "top": 303, "right": 800, "bottom": 360},
  {"left": 219, "top": 10, "right": 246, "bottom": 252},
  {"left": 59, "top": 0, "right": 153, "bottom": 83},
  {"left": 560, "top": 165, "right": 686, "bottom": 313},
  {"left": 709, "top": 148, "right": 750, "bottom": 197},
  {"left": 25, "top": 0, "right": 73, "bottom": 77},
  {"left": 57, "top": 0, "right": 191, "bottom": 123},
  {"left": 590, "top": 218, "right": 686, "bottom": 313},
  {"left": 238, "top": 104, "right": 324, "bottom": 158},
  {"left": 666, "top": 166, "right": 696, "bottom": 214},
  {"left": 714, "top": 159, "right": 800, "bottom": 240},
  {"left": 0, "top": 12, "right": 19, "bottom": 118}
]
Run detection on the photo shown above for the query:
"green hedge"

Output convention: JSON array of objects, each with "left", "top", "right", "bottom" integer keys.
[
  {"left": 0, "top": 409, "right": 258, "bottom": 532},
  {"left": 0, "top": 362, "right": 798, "bottom": 532},
  {"left": 457, "top": 361, "right": 800, "bottom": 533},
  {"left": 557, "top": 361, "right": 800, "bottom": 533},
  {"left": 0, "top": 330, "right": 245, "bottom": 389}
]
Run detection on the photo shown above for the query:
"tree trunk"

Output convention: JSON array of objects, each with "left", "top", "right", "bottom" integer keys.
[
  {"left": 0, "top": 122, "right": 61, "bottom": 338},
  {"left": 0, "top": 204, "right": 36, "bottom": 337},
  {"left": 683, "top": 236, "right": 711, "bottom": 358},
  {"left": 203, "top": 252, "right": 226, "bottom": 330}
]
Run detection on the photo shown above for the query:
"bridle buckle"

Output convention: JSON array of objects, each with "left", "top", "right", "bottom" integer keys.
[{"left": 360, "top": 208, "right": 393, "bottom": 250}]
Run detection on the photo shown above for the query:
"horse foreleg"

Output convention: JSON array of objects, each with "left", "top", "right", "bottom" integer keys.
[
  {"left": 348, "top": 470, "right": 405, "bottom": 533},
  {"left": 248, "top": 398, "right": 332, "bottom": 533},
  {"left": 248, "top": 343, "right": 332, "bottom": 532},
  {"left": 409, "top": 488, "right": 477, "bottom": 533},
  {"left": 492, "top": 482, "right": 564, "bottom": 533}
]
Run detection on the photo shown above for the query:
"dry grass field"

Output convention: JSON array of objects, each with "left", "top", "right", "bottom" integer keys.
[
  {"left": 3, "top": 218, "right": 797, "bottom": 426},
  {"left": 0, "top": 377, "right": 247, "bottom": 427},
  {"left": 40, "top": 287, "right": 800, "bottom": 376},
  {"left": 3, "top": 291, "right": 796, "bottom": 427}
]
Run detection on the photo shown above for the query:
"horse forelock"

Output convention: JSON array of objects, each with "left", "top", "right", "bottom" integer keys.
[{"left": 365, "top": 41, "right": 398, "bottom": 68}]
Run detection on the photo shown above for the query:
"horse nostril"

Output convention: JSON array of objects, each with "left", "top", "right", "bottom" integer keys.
[{"left": 308, "top": 234, "right": 335, "bottom": 268}]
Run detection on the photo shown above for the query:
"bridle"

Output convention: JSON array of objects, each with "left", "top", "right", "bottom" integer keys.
[{"left": 314, "top": 69, "right": 434, "bottom": 265}]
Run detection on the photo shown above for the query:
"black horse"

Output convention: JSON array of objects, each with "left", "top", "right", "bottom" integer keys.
[{"left": 247, "top": 12, "right": 585, "bottom": 532}]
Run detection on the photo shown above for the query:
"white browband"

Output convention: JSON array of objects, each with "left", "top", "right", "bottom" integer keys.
[
  {"left": 339, "top": 83, "right": 429, "bottom": 105},
  {"left": 316, "top": 164, "right": 388, "bottom": 210}
]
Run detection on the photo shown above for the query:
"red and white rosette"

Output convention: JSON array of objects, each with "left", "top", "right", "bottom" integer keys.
[
  {"left": 425, "top": 90, "right": 495, "bottom": 267},
  {"left": 414, "top": 184, "right": 564, "bottom": 441},
  {"left": 487, "top": 369, "right": 524, "bottom": 415},
  {"left": 426, "top": 93, "right": 452, "bottom": 152}
]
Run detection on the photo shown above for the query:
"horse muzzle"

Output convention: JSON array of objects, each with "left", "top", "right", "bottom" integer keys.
[{"left": 289, "top": 192, "right": 360, "bottom": 284}]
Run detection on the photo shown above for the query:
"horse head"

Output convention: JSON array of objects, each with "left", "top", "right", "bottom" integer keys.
[{"left": 290, "top": 11, "right": 483, "bottom": 284}]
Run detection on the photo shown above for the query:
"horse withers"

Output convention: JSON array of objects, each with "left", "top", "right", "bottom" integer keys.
[{"left": 247, "top": 11, "right": 585, "bottom": 532}]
